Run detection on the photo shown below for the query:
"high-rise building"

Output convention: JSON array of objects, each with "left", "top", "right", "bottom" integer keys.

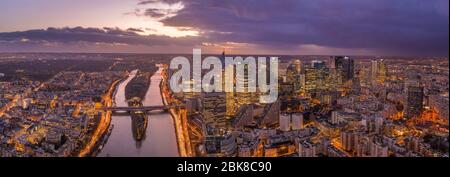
[
  {"left": 352, "top": 130, "right": 365, "bottom": 157},
  {"left": 341, "top": 130, "right": 354, "bottom": 151},
  {"left": 226, "top": 91, "right": 236, "bottom": 117},
  {"left": 279, "top": 82, "right": 295, "bottom": 100},
  {"left": 260, "top": 101, "right": 280, "bottom": 128},
  {"left": 286, "top": 66, "right": 296, "bottom": 83},
  {"left": 406, "top": 86, "right": 424, "bottom": 119},
  {"left": 371, "top": 60, "right": 378, "bottom": 74},
  {"left": 202, "top": 92, "right": 227, "bottom": 130},
  {"left": 223, "top": 56, "right": 237, "bottom": 117},
  {"left": 311, "top": 60, "right": 326, "bottom": 70},
  {"left": 293, "top": 59, "right": 302, "bottom": 73},
  {"left": 279, "top": 113, "right": 291, "bottom": 131},
  {"left": 291, "top": 113, "right": 304, "bottom": 130},
  {"left": 185, "top": 98, "right": 202, "bottom": 115},
  {"left": 235, "top": 63, "right": 254, "bottom": 106},
  {"left": 331, "top": 111, "right": 339, "bottom": 125},
  {"left": 374, "top": 116, "right": 384, "bottom": 133},
  {"left": 371, "top": 59, "right": 387, "bottom": 85},
  {"left": 303, "top": 67, "right": 317, "bottom": 92},
  {"left": 326, "top": 68, "right": 343, "bottom": 91},
  {"left": 205, "top": 131, "right": 237, "bottom": 157},
  {"left": 405, "top": 69, "right": 421, "bottom": 88},
  {"left": 347, "top": 57, "right": 354, "bottom": 81},
  {"left": 234, "top": 104, "right": 254, "bottom": 128},
  {"left": 429, "top": 94, "right": 449, "bottom": 122},
  {"left": 333, "top": 56, "right": 354, "bottom": 82},
  {"left": 303, "top": 66, "right": 327, "bottom": 93},
  {"left": 299, "top": 74, "right": 306, "bottom": 92},
  {"left": 286, "top": 60, "right": 302, "bottom": 93},
  {"left": 378, "top": 59, "right": 387, "bottom": 83},
  {"left": 278, "top": 112, "right": 304, "bottom": 131},
  {"left": 371, "top": 59, "right": 379, "bottom": 81},
  {"left": 220, "top": 50, "right": 226, "bottom": 68},
  {"left": 370, "top": 137, "right": 388, "bottom": 157},
  {"left": 298, "top": 140, "right": 317, "bottom": 157},
  {"left": 351, "top": 75, "right": 361, "bottom": 94}
]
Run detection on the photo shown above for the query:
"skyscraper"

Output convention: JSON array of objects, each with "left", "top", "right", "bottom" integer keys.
[
  {"left": 222, "top": 51, "right": 237, "bottom": 117},
  {"left": 333, "top": 56, "right": 354, "bottom": 82},
  {"left": 371, "top": 59, "right": 387, "bottom": 85},
  {"left": 279, "top": 113, "right": 291, "bottom": 131},
  {"left": 235, "top": 63, "right": 253, "bottom": 106},
  {"left": 303, "top": 65, "right": 327, "bottom": 93},
  {"left": 311, "top": 60, "right": 326, "bottom": 70},
  {"left": 346, "top": 57, "right": 354, "bottom": 81},
  {"left": 286, "top": 60, "right": 302, "bottom": 93},
  {"left": 292, "top": 59, "right": 302, "bottom": 73},
  {"left": 291, "top": 113, "right": 304, "bottom": 130},
  {"left": 406, "top": 86, "right": 424, "bottom": 119},
  {"left": 378, "top": 59, "right": 387, "bottom": 83},
  {"left": 202, "top": 92, "right": 227, "bottom": 131},
  {"left": 371, "top": 59, "right": 378, "bottom": 80},
  {"left": 327, "top": 67, "right": 343, "bottom": 92},
  {"left": 341, "top": 130, "right": 354, "bottom": 151},
  {"left": 303, "top": 67, "right": 320, "bottom": 93}
]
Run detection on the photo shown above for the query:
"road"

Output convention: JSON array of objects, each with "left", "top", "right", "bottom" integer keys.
[
  {"left": 160, "top": 67, "right": 193, "bottom": 157},
  {"left": 78, "top": 79, "right": 121, "bottom": 157},
  {"left": 330, "top": 138, "right": 353, "bottom": 157}
]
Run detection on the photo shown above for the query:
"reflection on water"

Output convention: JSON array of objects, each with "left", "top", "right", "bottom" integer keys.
[{"left": 98, "top": 68, "right": 179, "bottom": 157}]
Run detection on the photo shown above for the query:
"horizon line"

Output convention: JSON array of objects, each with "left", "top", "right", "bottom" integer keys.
[{"left": 0, "top": 51, "right": 448, "bottom": 58}]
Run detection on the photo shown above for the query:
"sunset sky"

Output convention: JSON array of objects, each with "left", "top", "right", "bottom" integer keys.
[{"left": 0, "top": 0, "right": 448, "bottom": 56}]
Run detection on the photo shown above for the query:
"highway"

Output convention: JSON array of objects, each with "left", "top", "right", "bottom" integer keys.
[{"left": 160, "top": 67, "right": 193, "bottom": 157}]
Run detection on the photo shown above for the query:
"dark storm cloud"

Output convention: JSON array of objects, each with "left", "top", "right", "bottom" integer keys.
[
  {"left": 0, "top": 0, "right": 447, "bottom": 55},
  {"left": 156, "top": 0, "right": 449, "bottom": 55},
  {"left": 0, "top": 26, "right": 200, "bottom": 46}
]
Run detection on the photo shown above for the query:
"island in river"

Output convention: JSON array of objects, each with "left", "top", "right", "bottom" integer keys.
[{"left": 124, "top": 71, "right": 152, "bottom": 145}]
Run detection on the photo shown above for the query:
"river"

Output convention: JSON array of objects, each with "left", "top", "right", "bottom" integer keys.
[{"left": 97, "top": 68, "right": 179, "bottom": 157}]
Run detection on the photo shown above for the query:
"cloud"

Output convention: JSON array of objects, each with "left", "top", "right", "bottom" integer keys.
[
  {"left": 135, "top": 0, "right": 184, "bottom": 20},
  {"left": 144, "top": 8, "right": 167, "bottom": 18},
  {"left": 0, "top": 0, "right": 448, "bottom": 55},
  {"left": 156, "top": 0, "right": 449, "bottom": 56},
  {"left": 137, "top": 0, "right": 159, "bottom": 5},
  {"left": 0, "top": 26, "right": 200, "bottom": 46},
  {"left": 0, "top": 26, "right": 206, "bottom": 53},
  {"left": 126, "top": 28, "right": 145, "bottom": 33}
]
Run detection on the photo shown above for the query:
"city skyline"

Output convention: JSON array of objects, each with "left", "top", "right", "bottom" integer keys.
[
  {"left": 0, "top": 0, "right": 449, "bottom": 56},
  {"left": 0, "top": 0, "right": 448, "bottom": 159}
]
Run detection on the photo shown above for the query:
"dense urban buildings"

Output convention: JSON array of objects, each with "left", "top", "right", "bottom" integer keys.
[
  {"left": 0, "top": 53, "right": 448, "bottom": 157},
  {"left": 0, "top": 0, "right": 448, "bottom": 159}
]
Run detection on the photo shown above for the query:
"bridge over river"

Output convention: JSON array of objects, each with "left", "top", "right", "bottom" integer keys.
[
  {"left": 98, "top": 105, "right": 170, "bottom": 112},
  {"left": 97, "top": 68, "right": 179, "bottom": 157}
]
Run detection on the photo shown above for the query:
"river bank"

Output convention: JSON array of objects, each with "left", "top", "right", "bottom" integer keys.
[
  {"left": 159, "top": 67, "right": 192, "bottom": 157},
  {"left": 77, "top": 77, "right": 123, "bottom": 157}
]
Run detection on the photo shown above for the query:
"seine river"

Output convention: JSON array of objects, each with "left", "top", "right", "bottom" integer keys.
[{"left": 98, "top": 68, "right": 179, "bottom": 157}]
